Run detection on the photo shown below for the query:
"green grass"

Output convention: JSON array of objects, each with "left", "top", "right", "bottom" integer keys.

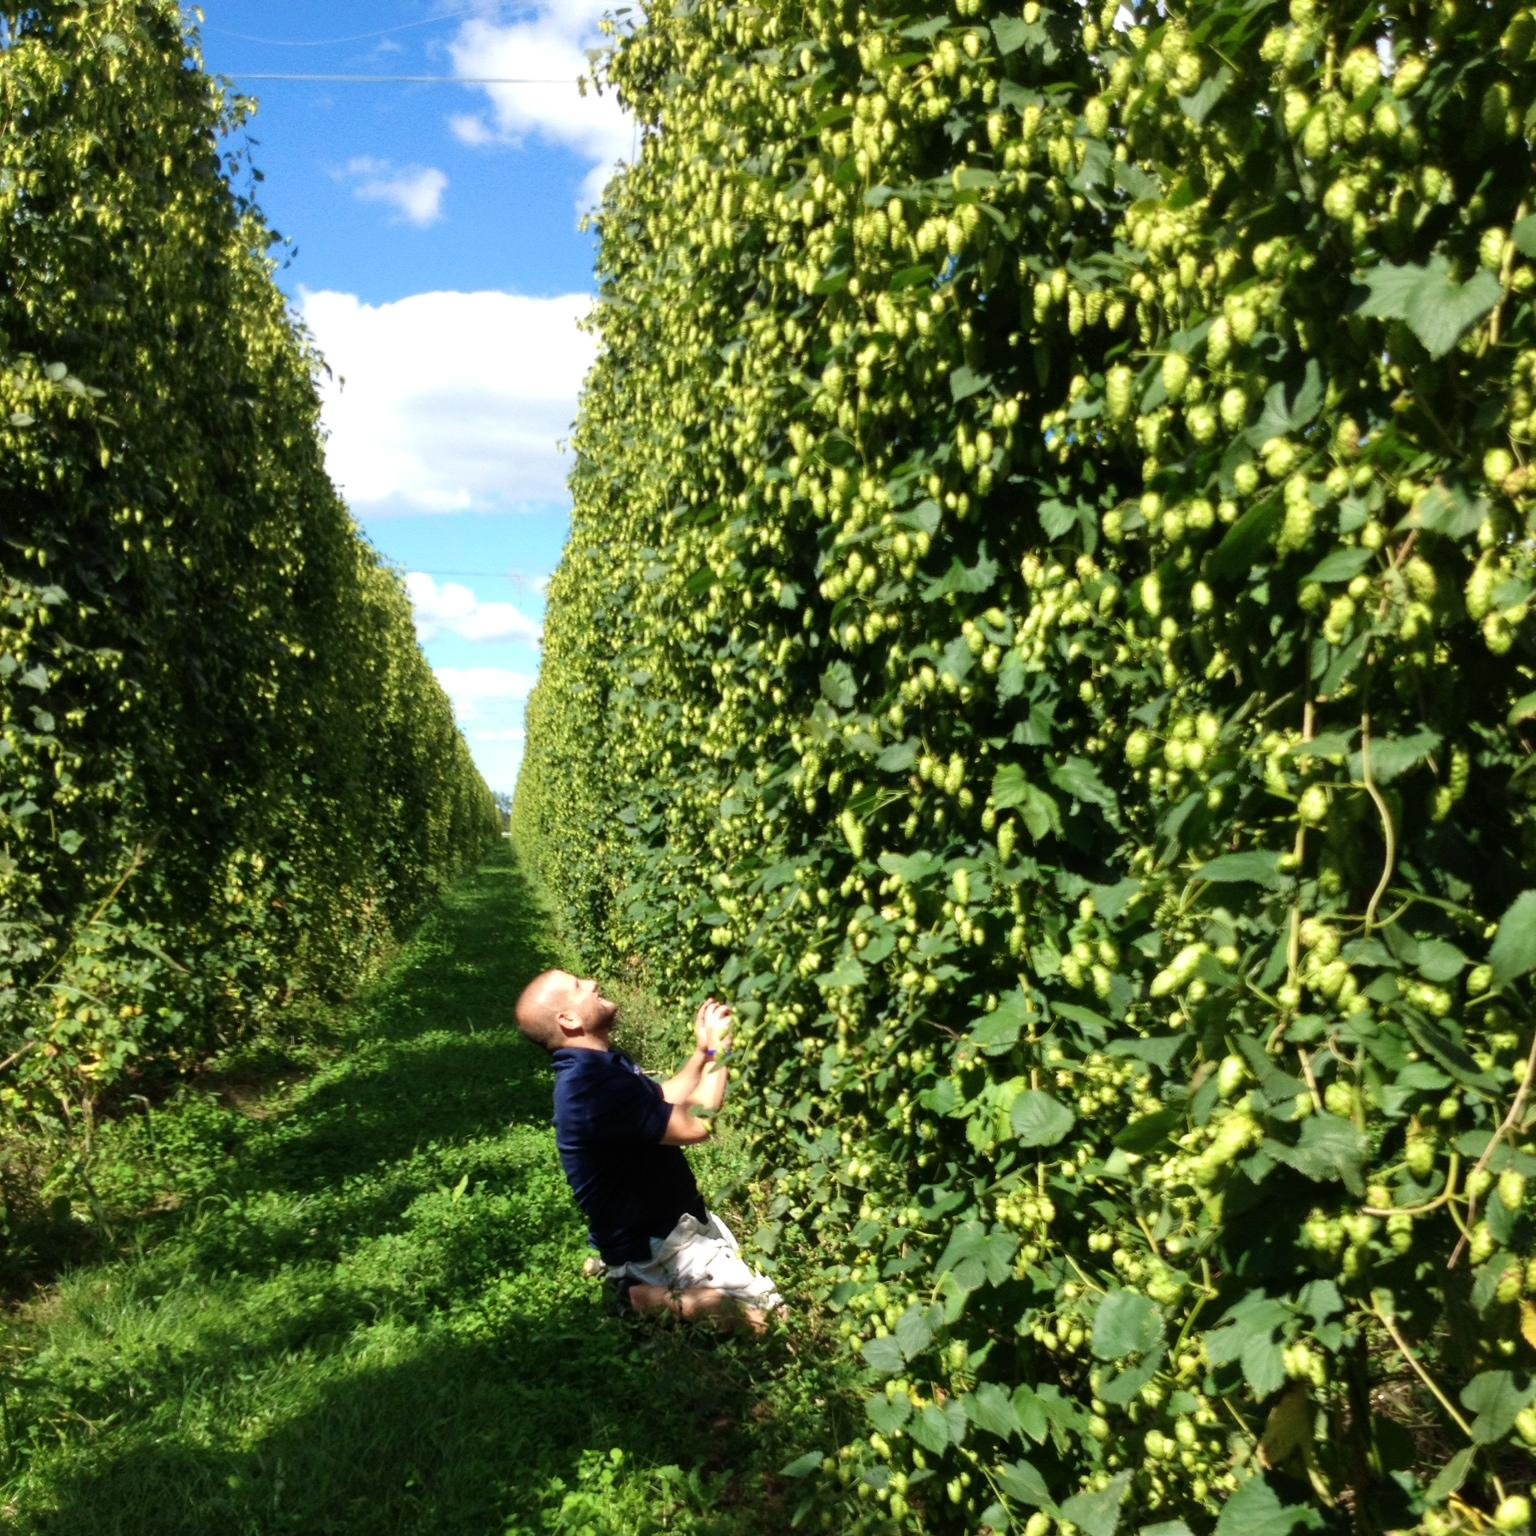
[{"left": 0, "top": 848, "right": 861, "bottom": 1535}]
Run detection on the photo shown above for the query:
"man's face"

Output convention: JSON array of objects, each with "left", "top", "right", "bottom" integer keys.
[{"left": 559, "top": 973, "right": 618, "bottom": 1037}]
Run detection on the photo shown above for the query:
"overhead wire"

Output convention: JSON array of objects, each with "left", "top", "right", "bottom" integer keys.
[
  {"left": 178, "top": 21, "right": 561, "bottom": 653},
  {"left": 406, "top": 571, "right": 553, "bottom": 594},
  {"left": 199, "top": 5, "right": 603, "bottom": 88},
  {"left": 228, "top": 73, "right": 574, "bottom": 84},
  {"left": 202, "top": 6, "right": 486, "bottom": 49},
  {"left": 201, "top": 6, "right": 578, "bottom": 82}
]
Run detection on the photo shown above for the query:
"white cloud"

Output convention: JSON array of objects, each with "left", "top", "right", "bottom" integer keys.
[
  {"left": 300, "top": 286, "right": 597, "bottom": 513},
  {"left": 435, "top": 667, "right": 538, "bottom": 725},
  {"left": 405, "top": 572, "right": 543, "bottom": 645},
  {"left": 449, "top": 112, "right": 498, "bottom": 148},
  {"left": 338, "top": 157, "right": 449, "bottom": 228},
  {"left": 466, "top": 732, "right": 527, "bottom": 795},
  {"left": 448, "top": 5, "right": 633, "bottom": 213},
  {"left": 433, "top": 673, "right": 538, "bottom": 793}
]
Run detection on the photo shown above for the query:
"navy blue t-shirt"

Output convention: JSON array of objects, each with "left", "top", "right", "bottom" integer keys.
[{"left": 551, "top": 1047, "right": 706, "bottom": 1265}]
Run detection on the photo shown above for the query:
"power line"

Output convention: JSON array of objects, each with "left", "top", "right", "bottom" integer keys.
[
  {"left": 410, "top": 570, "right": 551, "bottom": 586},
  {"left": 229, "top": 72, "right": 575, "bottom": 84},
  {"left": 205, "top": 6, "right": 484, "bottom": 48}
]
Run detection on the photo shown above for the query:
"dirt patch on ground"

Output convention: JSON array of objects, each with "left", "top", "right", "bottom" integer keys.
[{"left": 189, "top": 1065, "right": 307, "bottom": 1121}]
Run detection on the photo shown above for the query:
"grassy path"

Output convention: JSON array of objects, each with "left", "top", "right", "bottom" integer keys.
[{"left": 1, "top": 848, "right": 853, "bottom": 1535}]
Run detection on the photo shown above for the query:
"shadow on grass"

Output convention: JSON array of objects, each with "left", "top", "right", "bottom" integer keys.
[
  {"left": 4, "top": 848, "right": 846, "bottom": 1535},
  {"left": 1, "top": 857, "right": 560, "bottom": 1301},
  {"left": 130, "top": 853, "right": 574, "bottom": 1282},
  {"left": 18, "top": 1305, "right": 803, "bottom": 1536}
]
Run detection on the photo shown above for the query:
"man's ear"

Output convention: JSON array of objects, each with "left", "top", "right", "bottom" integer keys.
[{"left": 555, "top": 1009, "right": 581, "bottom": 1037}]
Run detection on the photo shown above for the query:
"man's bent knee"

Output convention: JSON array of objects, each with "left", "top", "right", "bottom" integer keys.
[
  {"left": 626, "top": 1282, "right": 677, "bottom": 1316},
  {"left": 627, "top": 1283, "right": 769, "bottom": 1332}
]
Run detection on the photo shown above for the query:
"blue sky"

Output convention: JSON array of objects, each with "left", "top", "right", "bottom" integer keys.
[{"left": 189, "top": 1, "right": 630, "bottom": 793}]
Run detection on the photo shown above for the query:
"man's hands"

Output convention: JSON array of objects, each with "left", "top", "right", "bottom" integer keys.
[
  {"left": 663, "top": 998, "right": 734, "bottom": 1145},
  {"left": 694, "top": 997, "right": 733, "bottom": 1056}
]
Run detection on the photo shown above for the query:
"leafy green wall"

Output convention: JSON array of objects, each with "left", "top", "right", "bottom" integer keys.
[
  {"left": 520, "top": 0, "right": 1536, "bottom": 1528},
  {"left": 1, "top": 3, "right": 498, "bottom": 1139}
]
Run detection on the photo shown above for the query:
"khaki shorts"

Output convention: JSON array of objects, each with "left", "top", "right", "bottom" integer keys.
[{"left": 607, "top": 1211, "right": 784, "bottom": 1314}]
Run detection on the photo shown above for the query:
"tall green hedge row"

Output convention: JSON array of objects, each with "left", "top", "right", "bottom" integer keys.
[
  {"left": 518, "top": 0, "right": 1536, "bottom": 1528},
  {"left": 1, "top": 3, "right": 498, "bottom": 1151}
]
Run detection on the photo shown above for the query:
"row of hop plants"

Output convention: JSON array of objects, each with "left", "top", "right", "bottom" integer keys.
[
  {"left": 517, "top": 0, "right": 1536, "bottom": 1529},
  {"left": 0, "top": 0, "right": 498, "bottom": 1234}
]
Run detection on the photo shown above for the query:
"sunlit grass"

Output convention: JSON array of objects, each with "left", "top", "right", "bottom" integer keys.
[{"left": 1, "top": 847, "right": 860, "bottom": 1535}]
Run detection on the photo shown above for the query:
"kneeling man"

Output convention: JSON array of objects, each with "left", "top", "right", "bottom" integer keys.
[{"left": 514, "top": 970, "right": 783, "bottom": 1329}]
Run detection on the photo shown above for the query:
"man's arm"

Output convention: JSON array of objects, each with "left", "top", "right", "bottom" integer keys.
[
  {"left": 660, "top": 999, "right": 732, "bottom": 1146},
  {"left": 659, "top": 1048, "right": 708, "bottom": 1107},
  {"left": 660, "top": 998, "right": 732, "bottom": 1103}
]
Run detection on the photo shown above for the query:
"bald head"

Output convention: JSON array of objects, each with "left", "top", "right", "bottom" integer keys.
[
  {"left": 515, "top": 970, "right": 571, "bottom": 1050},
  {"left": 516, "top": 970, "right": 619, "bottom": 1051}
]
